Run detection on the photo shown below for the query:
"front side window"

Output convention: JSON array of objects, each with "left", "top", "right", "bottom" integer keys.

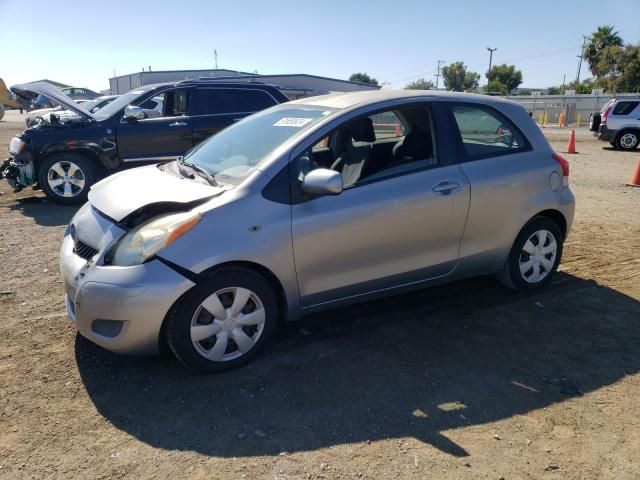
[
  {"left": 294, "top": 105, "right": 437, "bottom": 189},
  {"left": 451, "top": 104, "right": 527, "bottom": 159},
  {"left": 181, "top": 105, "right": 335, "bottom": 183},
  {"left": 138, "top": 89, "right": 188, "bottom": 119}
]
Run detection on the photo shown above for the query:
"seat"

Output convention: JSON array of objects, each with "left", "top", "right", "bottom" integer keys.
[
  {"left": 331, "top": 117, "right": 376, "bottom": 185},
  {"left": 392, "top": 129, "right": 433, "bottom": 164}
]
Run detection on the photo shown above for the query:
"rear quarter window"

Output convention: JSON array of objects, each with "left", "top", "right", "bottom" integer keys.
[
  {"left": 450, "top": 104, "right": 529, "bottom": 160},
  {"left": 612, "top": 101, "right": 639, "bottom": 115}
]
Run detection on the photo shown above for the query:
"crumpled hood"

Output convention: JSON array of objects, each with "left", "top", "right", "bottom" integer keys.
[{"left": 88, "top": 164, "right": 223, "bottom": 222}]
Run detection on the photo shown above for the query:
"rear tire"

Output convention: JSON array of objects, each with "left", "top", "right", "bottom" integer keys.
[
  {"left": 498, "top": 216, "right": 564, "bottom": 291},
  {"left": 166, "top": 266, "right": 280, "bottom": 373},
  {"left": 38, "top": 152, "right": 97, "bottom": 205},
  {"left": 615, "top": 130, "right": 639, "bottom": 151}
]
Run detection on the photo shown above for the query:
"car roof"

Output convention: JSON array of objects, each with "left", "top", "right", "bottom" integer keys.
[{"left": 288, "top": 89, "right": 519, "bottom": 110}]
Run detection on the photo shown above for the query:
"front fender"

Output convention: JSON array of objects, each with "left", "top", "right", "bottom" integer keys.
[{"left": 155, "top": 192, "right": 301, "bottom": 319}]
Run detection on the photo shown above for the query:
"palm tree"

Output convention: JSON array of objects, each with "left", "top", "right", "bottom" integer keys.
[{"left": 584, "top": 26, "right": 623, "bottom": 77}]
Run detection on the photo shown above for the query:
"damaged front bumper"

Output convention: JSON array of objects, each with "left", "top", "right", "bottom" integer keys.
[{"left": 1, "top": 152, "right": 36, "bottom": 192}]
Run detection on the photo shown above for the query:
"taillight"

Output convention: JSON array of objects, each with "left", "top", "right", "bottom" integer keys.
[
  {"left": 552, "top": 153, "right": 569, "bottom": 187},
  {"left": 601, "top": 102, "right": 613, "bottom": 125}
]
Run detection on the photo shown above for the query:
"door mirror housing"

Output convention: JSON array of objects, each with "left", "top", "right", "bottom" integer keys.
[
  {"left": 124, "top": 105, "right": 144, "bottom": 121},
  {"left": 301, "top": 169, "right": 343, "bottom": 196}
]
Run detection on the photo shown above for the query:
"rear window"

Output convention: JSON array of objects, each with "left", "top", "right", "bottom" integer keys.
[
  {"left": 451, "top": 104, "right": 528, "bottom": 159},
  {"left": 612, "top": 101, "right": 639, "bottom": 115}
]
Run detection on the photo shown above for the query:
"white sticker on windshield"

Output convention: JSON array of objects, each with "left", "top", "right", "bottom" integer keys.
[{"left": 273, "top": 117, "right": 313, "bottom": 127}]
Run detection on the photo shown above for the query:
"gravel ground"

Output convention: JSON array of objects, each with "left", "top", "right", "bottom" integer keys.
[{"left": 0, "top": 112, "right": 639, "bottom": 479}]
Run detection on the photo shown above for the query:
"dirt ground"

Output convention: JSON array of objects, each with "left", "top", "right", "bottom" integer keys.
[{"left": 0, "top": 112, "right": 639, "bottom": 480}]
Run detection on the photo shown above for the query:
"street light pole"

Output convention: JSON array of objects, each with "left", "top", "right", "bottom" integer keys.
[
  {"left": 434, "top": 60, "right": 445, "bottom": 89},
  {"left": 486, "top": 47, "right": 497, "bottom": 82}
]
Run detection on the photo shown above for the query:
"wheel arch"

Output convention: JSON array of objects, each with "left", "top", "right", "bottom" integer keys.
[
  {"left": 529, "top": 209, "right": 567, "bottom": 239},
  {"left": 158, "top": 260, "right": 289, "bottom": 354},
  {"left": 37, "top": 147, "right": 108, "bottom": 176},
  {"left": 616, "top": 128, "right": 640, "bottom": 143}
]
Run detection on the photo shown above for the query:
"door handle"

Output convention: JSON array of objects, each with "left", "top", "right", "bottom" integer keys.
[
  {"left": 432, "top": 181, "right": 461, "bottom": 194},
  {"left": 169, "top": 121, "right": 188, "bottom": 127}
]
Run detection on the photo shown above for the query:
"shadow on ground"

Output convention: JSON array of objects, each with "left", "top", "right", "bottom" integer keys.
[
  {"left": 76, "top": 272, "right": 640, "bottom": 458},
  {"left": 7, "top": 196, "right": 77, "bottom": 226}
]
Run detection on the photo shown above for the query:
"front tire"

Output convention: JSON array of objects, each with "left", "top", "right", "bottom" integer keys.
[
  {"left": 38, "top": 153, "right": 97, "bottom": 205},
  {"left": 166, "top": 267, "right": 280, "bottom": 373},
  {"left": 615, "top": 130, "right": 639, "bottom": 151},
  {"left": 498, "top": 217, "right": 564, "bottom": 291}
]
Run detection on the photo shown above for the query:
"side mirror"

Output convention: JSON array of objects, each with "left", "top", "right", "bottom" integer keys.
[
  {"left": 301, "top": 168, "right": 343, "bottom": 196},
  {"left": 124, "top": 105, "right": 144, "bottom": 121}
]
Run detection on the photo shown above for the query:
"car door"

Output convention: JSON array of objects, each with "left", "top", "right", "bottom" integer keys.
[
  {"left": 190, "top": 87, "right": 279, "bottom": 146},
  {"left": 116, "top": 88, "right": 193, "bottom": 163},
  {"left": 290, "top": 103, "right": 471, "bottom": 307}
]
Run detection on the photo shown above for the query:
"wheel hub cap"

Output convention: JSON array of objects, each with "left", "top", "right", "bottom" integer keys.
[
  {"left": 621, "top": 134, "right": 637, "bottom": 148},
  {"left": 519, "top": 229, "right": 557, "bottom": 284},
  {"left": 190, "top": 287, "right": 265, "bottom": 362}
]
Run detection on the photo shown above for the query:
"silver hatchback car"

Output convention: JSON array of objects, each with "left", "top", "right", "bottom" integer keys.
[{"left": 60, "top": 90, "right": 575, "bottom": 372}]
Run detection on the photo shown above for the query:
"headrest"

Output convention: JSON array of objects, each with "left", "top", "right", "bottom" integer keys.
[{"left": 349, "top": 117, "right": 376, "bottom": 143}]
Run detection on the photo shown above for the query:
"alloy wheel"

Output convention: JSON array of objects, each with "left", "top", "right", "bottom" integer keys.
[
  {"left": 619, "top": 133, "right": 638, "bottom": 150},
  {"left": 47, "top": 161, "right": 86, "bottom": 197},
  {"left": 518, "top": 229, "right": 557, "bottom": 284},
  {"left": 190, "top": 287, "right": 266, "bottom": 362}
]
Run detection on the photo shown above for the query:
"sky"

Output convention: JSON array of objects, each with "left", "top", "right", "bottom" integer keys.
[{"left": 1, "top": 0, "right": 638, "bottom": 92}]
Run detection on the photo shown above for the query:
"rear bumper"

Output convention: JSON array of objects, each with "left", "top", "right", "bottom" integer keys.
[
  {"left": 60, "top": 225, "right": 196, "bottom": 355},
  {"left": 597, "top": 125, "right": 618, "bottom": 142}
]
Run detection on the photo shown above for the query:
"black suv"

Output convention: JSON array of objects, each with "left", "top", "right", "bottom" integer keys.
[{"left": 3, "top": 79, "right": 289, "bottom": 204}]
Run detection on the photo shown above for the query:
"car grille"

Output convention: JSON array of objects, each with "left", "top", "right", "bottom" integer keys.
[{"left": 74, "top": 240, "right": 99, "bottom": 260}]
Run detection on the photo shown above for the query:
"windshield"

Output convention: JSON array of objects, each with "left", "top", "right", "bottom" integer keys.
[
  {"left": 181, "top": 106, "right": 336, "bottom": 183},
  {"left": 78, "top": 98, "right": 99, "bottom": 111},
  {"left": 93, "top": 86, "right": 158, "bottom": 121}
]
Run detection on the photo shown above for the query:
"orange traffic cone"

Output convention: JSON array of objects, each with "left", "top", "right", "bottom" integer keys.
[
  {"left": 627, "top": 159, "right": 640, "bottom": 187},
  {"left": 566, "top": 129, "right": 577, "bottom": 154}
]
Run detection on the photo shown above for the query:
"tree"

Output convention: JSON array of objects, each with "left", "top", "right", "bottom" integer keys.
[
  {"left": 486, "top": 80, "right": 508, "bottom": 95},
  {"left": 568, "top": 78, "right": 596, "bottom": 94},
  {"left": 349, "top": 73, "right": 379, "bottom": 85},
  {"left": 546, "top": 86, "right": 562, "bottom": 95},
  {"left": 584, "top": 25, "right": 623, "bottom": 78},
  {"left": 486, "top": 64, "right": 523, "bottom": 93},
  {"left": 404, "top": 78, "right": 435, "bottom": 90},
  {"left": 441, "top": 62, "right": 480, "bottom": 92},
  {"left": 594, "top": 43, "right": 640, "bottom": 93}
]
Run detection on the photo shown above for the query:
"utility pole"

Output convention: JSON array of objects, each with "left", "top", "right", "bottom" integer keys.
[
  {"left": 214, "top": 50, "right": 218, "bottom": 69},
  {"left": 575, "top": 35, "right": 589, "bottom": 85},
  {"left": 434, "top": 60, "right": 445, "bottom": 89},
  {"left": 486, "top": 47, "right": 497, "bottom": 81}
]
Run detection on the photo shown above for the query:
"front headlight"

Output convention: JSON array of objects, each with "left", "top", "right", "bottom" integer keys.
[
  {"left": 110, "top": 210, "right": 202, "bottom": 266},
  {"left": 9, "top": 137, "right": 25, "bottom": 155}
]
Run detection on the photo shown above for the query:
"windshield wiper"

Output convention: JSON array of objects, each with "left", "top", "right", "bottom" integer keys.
[{"left": 177, "top": 157, "right": 218, "bottom": 186}]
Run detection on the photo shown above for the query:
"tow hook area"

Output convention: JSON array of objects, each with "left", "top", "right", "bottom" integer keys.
[{"left": 1, "top": 158, "right": 35, "bottom": 192}]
